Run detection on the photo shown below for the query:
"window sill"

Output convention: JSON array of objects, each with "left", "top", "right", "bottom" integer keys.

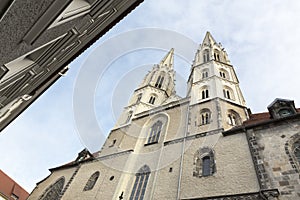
[{"left": 144, "top": 141, "right": 158, "bottom": 146}]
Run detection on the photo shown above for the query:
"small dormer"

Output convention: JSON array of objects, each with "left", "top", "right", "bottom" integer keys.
[
  {"left": 75, "top": 148, "right": 94, "bottom": 163},
  {"left": 267, "top": 98, "right": 297, "bottom": 119}
]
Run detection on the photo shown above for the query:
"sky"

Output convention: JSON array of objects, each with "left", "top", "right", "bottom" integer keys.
[{"left": 1, "top": 0, "right": 300, "bottom": 193}]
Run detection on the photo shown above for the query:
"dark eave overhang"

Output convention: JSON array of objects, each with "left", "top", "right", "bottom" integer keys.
[{"left": 0, "top": 0, "right": 144, "bottom": 132}]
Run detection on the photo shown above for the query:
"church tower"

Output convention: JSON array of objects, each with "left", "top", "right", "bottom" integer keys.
[
  {"left": 31, "top": 32, "right": 284, "bottom": 200},
  {"left": 187, "top": 32, "right": 248, "bottom": 134},
  {"left": 115, "top": 48, "right": 177, "bottom": 128}
]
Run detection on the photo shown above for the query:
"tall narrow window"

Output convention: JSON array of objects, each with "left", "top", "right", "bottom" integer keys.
[
  {"left": 83, "top": 171, "right": 100, "bottom": 191},
  {"left": 40, "top": 177, "right": 65, "bottom": 200},
  {"left": 223, "top": 88, "right": 233, "bottom": 100},
  {"left": 125, "top": 111, "right": 133, "bottom": 123},
  {"left": 155, "top": 75, "right": 164, "bottom": 88},
  {"left": 226, "top": 90, "right": 231, "bottom": 99},
  {"left": 201, "top": 89, "right": 209, "bottom": 99},
  {"left": 193, "top": 147, "right": 216, "bottom": 177},
  {"left": 136, "top": 93, "right": 142, "bottom": 104},
  {"left": 203, "top": 50, "right": 209, "bottom": 63},
  {"left": 202, "top": 156, "right": 211, "bottom": 176},
  {"left": 159, "top": 76, "right": 164, "bottom": 88},
  {"left": 130, "top": 165, "right": 151, "bottom": 200},
  {"left": 149, "top": 96, "right": 156, "bottom": 105},
  {"left": 214, "top": 50, "right": 220, "bottom": 61},
  {"left": 201, "top": 113, "right": 209, "bottom": 125},
  {"left": 147, "top": 121, "right": 163, "bottom": 144}
]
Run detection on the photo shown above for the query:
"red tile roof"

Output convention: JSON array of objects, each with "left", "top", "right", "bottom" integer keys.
[
  {"left": 0, "top": 170, "right": 29, "bottom": 200},
  {"left": 243, "top": 108, "right": 300, "bottom": 126}
]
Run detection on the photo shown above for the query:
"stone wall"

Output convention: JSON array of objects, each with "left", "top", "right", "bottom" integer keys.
[
  {"left": 180, "top": 132, "right": 259, "bottom": 199},
  {"left": 252, "top": 119, "right": 300, "bottom": 199}
]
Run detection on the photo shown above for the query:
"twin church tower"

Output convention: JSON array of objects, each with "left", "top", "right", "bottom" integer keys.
[
  {"left": 116, "top": 31, "right": 247, "bottom": 133},
  {"left": 29, "top": 32, "right": 263, "bottom": 200}
]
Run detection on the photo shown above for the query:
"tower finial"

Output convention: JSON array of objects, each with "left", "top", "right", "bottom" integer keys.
[
  {"left": 159, "top": 48, "right": 174, "bottom": 68},
  {"left": 202, "top": 31, "right": 217, "bottom": 46}
]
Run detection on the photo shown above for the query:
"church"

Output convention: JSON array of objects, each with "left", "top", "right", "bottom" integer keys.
[{"left": 28, "top": 32, "right": 300, "bottom": 199}]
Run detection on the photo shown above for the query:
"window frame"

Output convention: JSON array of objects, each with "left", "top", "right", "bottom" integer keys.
[
  {"left": 146, "top": 120, "right": 163, "bottom": 145},
  {"left": 83, "top": 171, "right": 100, "bottom": 191},
  {"left": 193, "top": 147, "right": 216, "bottom": 178},
  {"left": 129, "top": 165, "right": 151, "bottom": 200}
]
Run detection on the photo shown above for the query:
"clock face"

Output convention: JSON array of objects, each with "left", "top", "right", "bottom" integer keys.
[{"left": 278, "top": 108, "right": 292, "bottom": 117}]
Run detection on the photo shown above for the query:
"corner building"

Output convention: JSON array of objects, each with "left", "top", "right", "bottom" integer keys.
[{"left": 28, "top": 32, "right": 300, "bottom": 199}]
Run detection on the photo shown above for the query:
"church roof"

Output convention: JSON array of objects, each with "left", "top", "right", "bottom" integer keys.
[
  {"left": 223, "top": 108, "right": 300, "bottom": 136},
  {"left": 162, "top": 94, "right": 182, "bottom": 105}
]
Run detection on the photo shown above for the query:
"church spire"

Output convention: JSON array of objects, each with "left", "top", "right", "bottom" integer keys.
[
  {"left": 114, "top": 49, "right": 177, "bottom": 127},
  {"left": 159, "top": 48, "right": 174, "bottom": 68},
  {"left": 193, "top": 31, "right": 230, "bottom": 65},
  {"left": 201, "top": 31, "right": 217, "bottom": 47},
  {"left": 188, "top": 32, "right": 247, "bottom": 134}
]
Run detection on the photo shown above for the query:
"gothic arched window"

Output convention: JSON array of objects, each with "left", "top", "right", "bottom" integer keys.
[
  {"left": 83, "top": 171, "right": 100, "bottom": 191},
  {"left": 130, "top": 165, "right": 151, "bottom": 200},
  {"left": 147, "top": 121, "right": 163, "bottom": 144},
  {"left": 285, "top": 134, "right": 300, "bottom": 171},
  {"left": 40, "top": 177, "right": 65, "bottom": 200},
  {"left": 293, "top": 139, "right": 300, "bottom": 164},
  {"left": 227, "top": 110, "right": 241, "bottom": 126},
  {"left": 193, "top": 147, "right": 216, "bottom": 177}
]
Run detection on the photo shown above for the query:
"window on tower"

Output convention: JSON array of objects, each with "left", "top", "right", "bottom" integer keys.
[
  {"left": 201, "top": 89, "right": 209, "bottom": 99},
  {"left": 223, "top": 87, "right": 234, "bottom": 100},
  {"left": 83, "top": 171, "right": 100, "bottom": 191},
  {"left": 199, "top": 108, "right": 211, "bottom": 125},
  {"left": 130, "top": 165, "right": 150, "bottom": 200},
  {"left": 214, "top": 50, "right": 220, "bottom": 61},
  {"left": 155, "top": 75, "right": 164, "bottom": 88},
  {"left": 202, "top": 69, "right": 209, "bottom": 79},
  {"left": 136, "top": 93, "right": 142, "bottom": 104},
  {"left": 146, "top": 120, "right": 163, "bottom": 144},
  {"left": 203, "top": 49, "right": 209, "bottom": 63},
  {"left": 193, "top": 147, "right": 216, "bottom": 178},
  {"left": 149, "top": 95, "right": 156, "bottom": 105},
  {"left": 227, "top": 110, "right": 241, "bottom": 126},
  {"left": 219, "top": 69, "right": 229, "bottom": 79},
  {"left": 125, "top": 111, "right": 133, "bottom": 124}
]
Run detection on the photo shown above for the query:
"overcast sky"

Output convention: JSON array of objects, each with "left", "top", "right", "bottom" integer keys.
[{"left": 1, "top": 0, "right": 300, "bottom": 192}]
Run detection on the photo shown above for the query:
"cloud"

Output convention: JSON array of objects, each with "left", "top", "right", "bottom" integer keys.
[{"left": 2, "top": 0, "right": 300, "bottom": 193}]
